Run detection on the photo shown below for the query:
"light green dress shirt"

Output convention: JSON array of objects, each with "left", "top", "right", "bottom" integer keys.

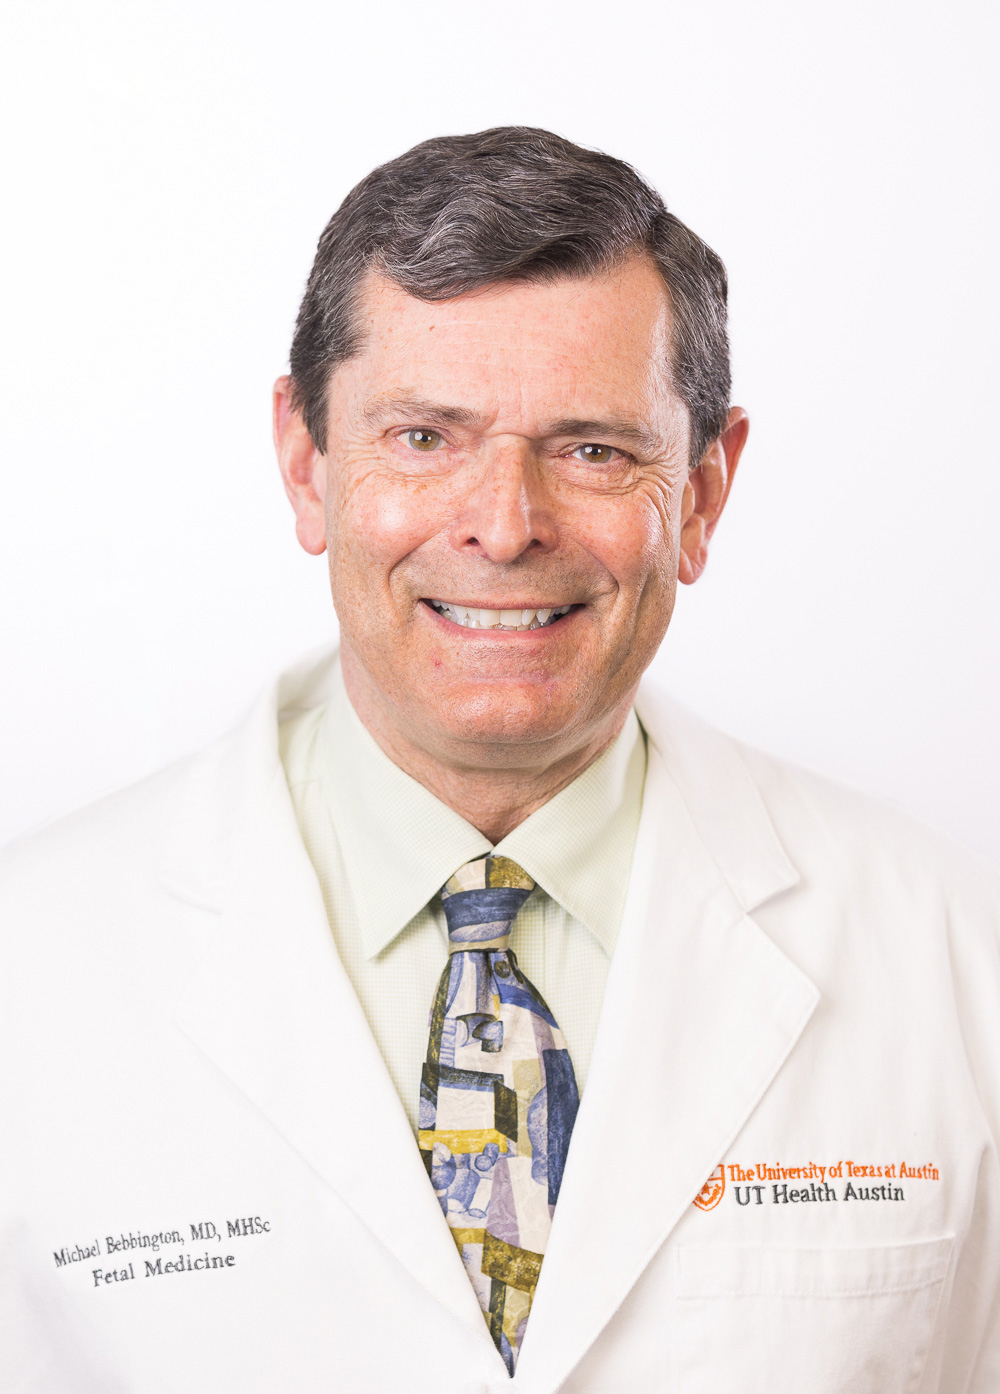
[{"left": 280, "top": 657, "right": 646, "bottom": 1133}]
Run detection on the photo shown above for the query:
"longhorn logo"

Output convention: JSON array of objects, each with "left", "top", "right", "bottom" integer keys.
[{"left": 693, "top": 1163, "right": 726, "bottom": 1211}]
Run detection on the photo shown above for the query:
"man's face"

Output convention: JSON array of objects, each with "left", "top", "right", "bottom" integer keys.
[{"left": 279, "top": 257, "right": 733, "bottom": 767}]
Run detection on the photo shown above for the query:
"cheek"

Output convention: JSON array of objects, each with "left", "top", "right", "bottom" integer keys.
[
  {"left": 574, "top": 490, "right": 676, "bottom": 599},
  {"left": 329, "top": 465, "right": 447, "bottom": 578}
]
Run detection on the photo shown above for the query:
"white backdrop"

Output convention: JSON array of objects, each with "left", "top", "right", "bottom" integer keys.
[{"left": 2, "top": 0, "right": 997, "bottom": 862}]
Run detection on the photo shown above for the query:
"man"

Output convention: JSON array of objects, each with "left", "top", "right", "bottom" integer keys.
[{"left": 1, "top": 127, "right": 998, "bottom": 1393}]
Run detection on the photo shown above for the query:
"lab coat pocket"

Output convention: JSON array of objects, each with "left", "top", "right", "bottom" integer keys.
[{"left": 675, "top": 1236, "right": 953, "bottom": 1394}]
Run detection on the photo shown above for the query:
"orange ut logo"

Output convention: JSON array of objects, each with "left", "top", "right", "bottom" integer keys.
[{"left": 693, "top": 1164, "right": 726, "bottom": 1211}]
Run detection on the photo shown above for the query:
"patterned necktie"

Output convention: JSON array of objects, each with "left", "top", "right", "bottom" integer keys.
[{"left": 418, "top": 855, "right": 580, "bottom": 1376}]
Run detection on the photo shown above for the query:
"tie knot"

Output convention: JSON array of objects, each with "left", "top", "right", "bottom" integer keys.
[{"left": 440, "top": 855, "right": 535, "bottom": 950}]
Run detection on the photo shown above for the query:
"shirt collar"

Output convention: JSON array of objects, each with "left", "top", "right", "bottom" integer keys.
[
  {"left": 314, "top": 658, "right": 646, "bottom": 960},
  {"left": 495, "top": 710, "right": 645, "bottom": 954},
  {"left": 315, "top": 663, "right": 490, "bottom": 959}
]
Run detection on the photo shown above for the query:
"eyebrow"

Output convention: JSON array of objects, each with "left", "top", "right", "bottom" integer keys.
[
  {"left": 361, "top": 394, "right": 484, "bottom": 430},
  {"left": 543, "top": 417, "right": 663, "bottom": 456},
  {"left": 361, "top": 395, "right": 662, "bottom": 456}
]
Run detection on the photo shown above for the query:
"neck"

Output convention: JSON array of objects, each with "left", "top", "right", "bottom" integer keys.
[{"left": 340, "top": 655, "right": 632, "bottom": 844}]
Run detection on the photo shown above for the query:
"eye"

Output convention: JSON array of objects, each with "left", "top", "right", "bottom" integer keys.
[
  {"left": 405, "top": 428, "right": 444, "bottom": 452},
  {"left": 573, "top": 443, "right": 616, "bottom": 465}
]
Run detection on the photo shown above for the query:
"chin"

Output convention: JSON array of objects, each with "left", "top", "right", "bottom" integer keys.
[{"left": 416, "top": 683, "right": 586, "bottom": 753}]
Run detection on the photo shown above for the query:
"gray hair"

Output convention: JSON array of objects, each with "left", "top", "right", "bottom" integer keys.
[{"left": 289, "top": 127, "right": 730, "bottom": 466}]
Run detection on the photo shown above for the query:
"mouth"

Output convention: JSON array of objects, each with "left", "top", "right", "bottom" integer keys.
[{"left": 423, "top": 600, "right": 575, "bottom": 631}]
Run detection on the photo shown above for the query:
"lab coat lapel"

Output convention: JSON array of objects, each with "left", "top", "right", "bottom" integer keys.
[
  {"left": 169, "top": 665, "right": 486, "bottom": 1341},
  {"left": 515, "top": 691, "right": 820, "bottom": 1393}
]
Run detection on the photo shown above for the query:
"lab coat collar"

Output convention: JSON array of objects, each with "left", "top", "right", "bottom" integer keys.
[
  {"left": 165, "top": 649, "right": 818, "bottom": 1391},
  {"left": 635, "top": 683, "right": 802, "bottom": 915}
]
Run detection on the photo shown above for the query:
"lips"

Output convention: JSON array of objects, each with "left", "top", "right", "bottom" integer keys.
[{"left": 425, "top": 600, "right": 573, "bottom": 631}]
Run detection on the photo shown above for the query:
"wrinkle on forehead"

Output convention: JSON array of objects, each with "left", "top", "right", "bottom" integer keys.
[{"left": 357, "top": 258, "right": 675, "bottom": 363}]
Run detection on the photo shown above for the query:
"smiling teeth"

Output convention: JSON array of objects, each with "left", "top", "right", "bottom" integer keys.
[{"left": 428, "top": 602, "right": 572, "bottom": 630}]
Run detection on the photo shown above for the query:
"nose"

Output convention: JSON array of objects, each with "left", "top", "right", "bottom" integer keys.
[{"left": 448, "top": 440, "right": 556, "bottom": 564}]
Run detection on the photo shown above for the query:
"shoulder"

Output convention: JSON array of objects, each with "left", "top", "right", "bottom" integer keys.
[
  {"left": 0, "top": 644, "right": 338, "bottom": 918},
  {"left": 0, "top": 755, "right": 194, "bottom": 898},
  {"left": 636, "top": 679, "right": 1000, "bottom": 929},
  {"left": 739, "top": 731, "right": 998, "bottom": 918},
  {"left": 0, "top": 751, "right": 224, "bottom": 985},
  {"left": 0, "top": 650, "right": 338, "bottom": 949},
  {"left": 0, "top": 753, "right": 213, "bottom": 1019}
]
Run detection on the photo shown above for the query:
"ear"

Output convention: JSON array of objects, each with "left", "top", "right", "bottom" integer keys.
[
  {"left": 678, "top": 406, "right": 749, "bottom": 586},
  {"left": 273, "top": 375, "right": 328, "bottom": 556}
]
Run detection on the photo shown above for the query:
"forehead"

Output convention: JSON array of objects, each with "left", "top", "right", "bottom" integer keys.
[{"left": 340, "top": 257, "right": 677, "bottom": 425}]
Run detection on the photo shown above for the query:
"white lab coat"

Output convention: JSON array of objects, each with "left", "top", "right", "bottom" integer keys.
[{"left": 2, "top": 648, "right": 999, "bottom": 1394}]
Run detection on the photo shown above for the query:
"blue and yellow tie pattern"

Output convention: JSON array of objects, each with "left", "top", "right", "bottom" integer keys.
[{"left": 418, "top": 855, "right": 580, "bottom": 1375}]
